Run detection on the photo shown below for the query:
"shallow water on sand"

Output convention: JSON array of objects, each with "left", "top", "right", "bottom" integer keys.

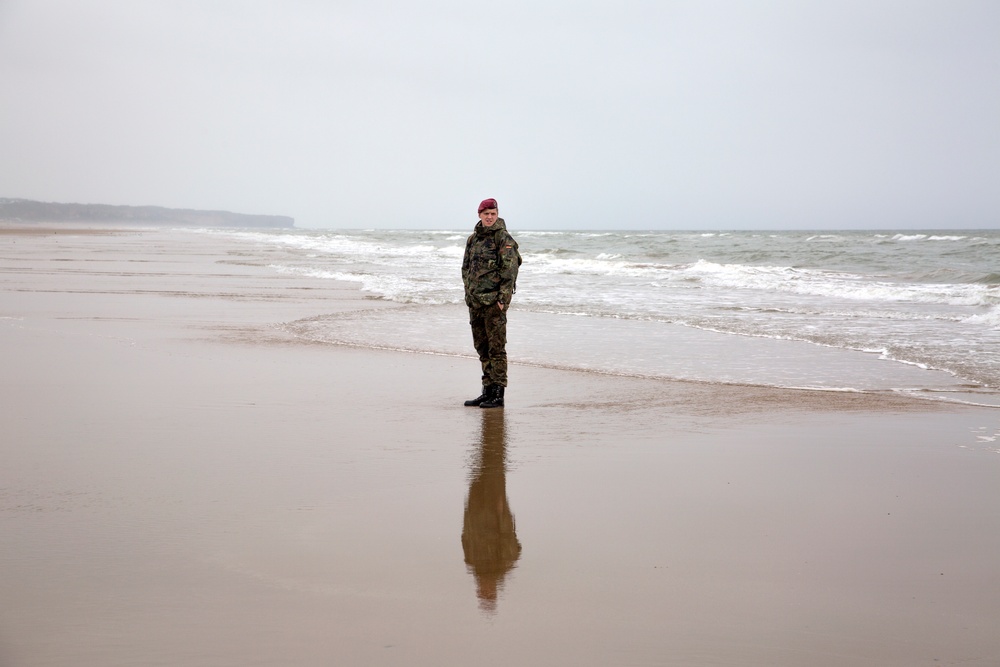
[
  {"left": 283, "top": 303, "right": 988, "bottom": 404},
  {"left": 201, "top": 227, "right": 1000, "bottom": 407}
]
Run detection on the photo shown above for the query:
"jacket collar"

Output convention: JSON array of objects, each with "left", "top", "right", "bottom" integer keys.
[{"left": 474, "top": 217, "right": 506, "bottom": 235}]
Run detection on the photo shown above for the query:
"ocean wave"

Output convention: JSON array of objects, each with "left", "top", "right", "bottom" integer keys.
[
  {"left": 526, "top": 247, "right": 584, "bottom": 257},
  {"left": 523, "top": 254, "right": 668, "bottom": 277},
  {"left": 964, "top": 306, "right": 1000, "bottom": 329},
  {"left": 681, "top": 260, "right": 995, "bottom": 307},
  {"left": 516, "top": 253, "right": 998, "bottom": 309},
  {"left": 201, "top": 228, "right": 465, "bottom": 262},
  {"left": 269, "top": 264, "right": 459, "bottom": 305},
  {"left": 728, "top": 305, "right": 963, "bottom": 323},
  {"left": 891, "top": 233, "right": 968, "bottom": 242}
]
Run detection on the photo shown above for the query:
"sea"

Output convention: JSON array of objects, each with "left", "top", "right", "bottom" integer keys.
[{"left": 196, "top": 227, "right": 1000, "bottom": 408}]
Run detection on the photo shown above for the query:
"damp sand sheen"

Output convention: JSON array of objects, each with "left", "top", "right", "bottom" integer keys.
[{"left": 2, "top": 226, "right": 999, "bottom": 666}]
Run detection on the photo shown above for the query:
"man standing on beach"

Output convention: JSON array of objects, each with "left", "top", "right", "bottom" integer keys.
[{"left": 462, "top": 198, "right": 520, "bottom": 409}]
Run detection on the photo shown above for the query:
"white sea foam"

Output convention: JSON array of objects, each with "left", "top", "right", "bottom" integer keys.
[
  {"left": 891, "top": 233, "right": 969, "bottom": 242},
  {"left": 680, "top": 260, "right": 993, "bottom": 307},
  {"left": 523, "top": 253, "right": 662, "bottom": 278},
  {"left": 269, "top": 264, "right": 458, "bottom": 304},
  {"left": 964, "top": 305, "right": 1000, "bottom": 329}
]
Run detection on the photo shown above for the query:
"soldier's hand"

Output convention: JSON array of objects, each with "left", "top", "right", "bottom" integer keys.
[{"left": 497, "top": 302, "right": 505, "bottom": 311}]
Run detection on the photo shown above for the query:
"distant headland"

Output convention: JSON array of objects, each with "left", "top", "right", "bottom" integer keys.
[{"left": 0, "top": 198, "right": 294, "bottom": 228}]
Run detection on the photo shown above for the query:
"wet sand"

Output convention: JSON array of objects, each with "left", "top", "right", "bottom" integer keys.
[{"left": 2, "top": 227, "right": 999, "bottom": 666}]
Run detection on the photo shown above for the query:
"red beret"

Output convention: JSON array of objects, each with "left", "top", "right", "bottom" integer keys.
[{"left": 478, "top": 198, "right": 498, "bottom": 213}]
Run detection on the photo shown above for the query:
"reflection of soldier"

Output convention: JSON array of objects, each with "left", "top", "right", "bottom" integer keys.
[{"left": 462, "top": 409, "right": 521, "bottom": 613}]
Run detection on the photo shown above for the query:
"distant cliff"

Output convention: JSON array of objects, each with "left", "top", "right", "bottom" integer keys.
[{"left": 0, "top": 198, "right": 294, "bottom": 228}]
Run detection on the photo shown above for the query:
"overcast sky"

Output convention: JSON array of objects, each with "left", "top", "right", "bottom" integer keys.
[{"left": 1, "top": 1, "right": 998, "bottom": 230}]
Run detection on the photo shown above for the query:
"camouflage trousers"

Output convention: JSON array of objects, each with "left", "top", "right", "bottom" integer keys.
[{"left": 468, "top": 304, "right": 508, "bottom": 387}]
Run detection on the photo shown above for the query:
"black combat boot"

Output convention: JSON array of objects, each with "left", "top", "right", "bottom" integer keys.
[
  {"left": 480, "top": 385, "right": 505, "bottom": 409},
  {"left": 464, "top": 385, "right": 493, "bottom": 407}
]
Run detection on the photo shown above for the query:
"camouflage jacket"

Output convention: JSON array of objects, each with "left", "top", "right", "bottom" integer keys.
[{"left": 462, "top": 218, "right": 521, "bottom": 308}]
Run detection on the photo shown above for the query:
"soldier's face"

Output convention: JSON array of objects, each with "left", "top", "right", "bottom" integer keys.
[{"left": 479, "top": 208, "right": 498, "bottom": 227}]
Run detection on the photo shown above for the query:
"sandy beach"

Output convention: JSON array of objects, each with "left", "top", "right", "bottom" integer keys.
[{"left": 2, "top": 226, "right": 999, "bottom": 667}]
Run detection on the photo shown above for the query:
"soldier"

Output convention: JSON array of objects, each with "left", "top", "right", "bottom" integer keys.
[{"left": 462, "top": 198, "right": 520, "bottom": 409}]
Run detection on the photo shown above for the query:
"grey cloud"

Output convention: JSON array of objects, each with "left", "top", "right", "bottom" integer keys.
[{"left": 1, "top": 0, "right": 997, "bottom": 229}]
